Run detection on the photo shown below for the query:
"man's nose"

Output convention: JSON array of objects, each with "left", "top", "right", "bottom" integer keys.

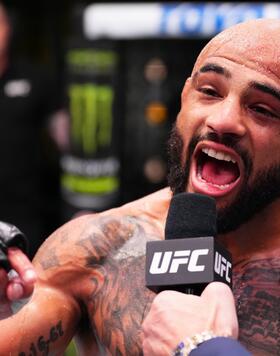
[{"left": 205, "top": 97, "right": 246, "bottom": 138}]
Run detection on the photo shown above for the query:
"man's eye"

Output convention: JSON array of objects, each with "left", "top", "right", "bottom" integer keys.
[
  {"left": 251, "top": 105, "right": 279, "bottom": 119},
  {"left": 198, "top": 87, "right": 220, "bottom": 97}
]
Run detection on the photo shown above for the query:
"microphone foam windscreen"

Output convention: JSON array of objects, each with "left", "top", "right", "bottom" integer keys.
[{"left": 165, "top": 193, "right": 217, "bottom": 239}]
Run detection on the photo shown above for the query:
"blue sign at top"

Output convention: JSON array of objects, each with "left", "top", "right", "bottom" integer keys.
[
  {"left": 84, "top": 3, "right": 280, "bottom": 39},
  {"left": 159, "top": 3, "right": 272, "bottom": 37}
]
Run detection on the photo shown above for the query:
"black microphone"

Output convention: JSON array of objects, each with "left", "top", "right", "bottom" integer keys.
[
  {"left": 145, "top": 192, "right": 232, "bottom": 295},
  {"left": 0, "top": 221, "right": 28, "bottom": 272}
]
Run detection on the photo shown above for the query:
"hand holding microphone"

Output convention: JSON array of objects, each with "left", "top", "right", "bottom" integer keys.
[
  {"left": 143, "top": 193, "right": 240, "bottom": 355},
  {"left": 146, "top": 193, "right": 232, "bottom": 294},
  {"left": 142, "top": 282, "right": 239, "bottom": 356}
]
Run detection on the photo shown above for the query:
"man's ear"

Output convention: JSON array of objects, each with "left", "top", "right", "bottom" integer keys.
[{"left": 181, "top": 77, "right": 192, "bottom": 102}]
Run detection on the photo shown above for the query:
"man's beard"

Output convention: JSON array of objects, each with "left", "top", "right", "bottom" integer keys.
[{"left": 167, "top": 126, "right": 280, "bottom": 234}]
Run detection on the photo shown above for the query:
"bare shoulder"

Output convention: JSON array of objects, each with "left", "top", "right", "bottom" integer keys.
[
  {"left": 32, "top": 188, "right": 171, "bottom": 291},
  {"left": 121, "top": 187, "right": 172, "bottom": 214}
]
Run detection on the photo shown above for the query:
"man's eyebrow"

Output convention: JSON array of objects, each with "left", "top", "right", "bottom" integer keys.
[
  {"left": 249, "top": 82, "right": 280, "bottom": 102},
  {"left": 192, "top": 63, "right": 232, "bottom": 80}
]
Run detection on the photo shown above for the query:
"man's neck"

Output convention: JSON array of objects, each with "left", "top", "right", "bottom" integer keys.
[{"left": 217, "top": 199, "right": 280, "bottom": 264}]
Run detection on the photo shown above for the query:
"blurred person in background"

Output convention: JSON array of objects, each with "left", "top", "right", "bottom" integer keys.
[{"left": 0, "top": 1, "right": 62, "bottom": 258}]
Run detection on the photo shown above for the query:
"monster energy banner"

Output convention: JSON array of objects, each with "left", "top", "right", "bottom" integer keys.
[{"left": 61, "top": 41, "right": 121, "bottom": 212}]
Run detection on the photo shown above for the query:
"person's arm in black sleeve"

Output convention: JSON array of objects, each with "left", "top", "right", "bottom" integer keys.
[{"left": 190, "top": 337, "right": 251, "bottom": 356}]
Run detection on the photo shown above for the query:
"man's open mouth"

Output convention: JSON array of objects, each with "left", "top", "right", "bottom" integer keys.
[{"left": 191, "top": 144, "right": 241, "bottom": 197}]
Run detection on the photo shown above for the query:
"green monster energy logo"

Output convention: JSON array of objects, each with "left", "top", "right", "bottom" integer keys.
[
  {"left": 61, "top": 174, "right": 119, "bottom": 194},
  {"left": 69, "top": 83, "right": 114, "bottom": 155}
]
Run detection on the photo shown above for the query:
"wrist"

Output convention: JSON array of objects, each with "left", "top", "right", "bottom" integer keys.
[{"left": 172, "top": 330, "right": 231, "bottom": 356}]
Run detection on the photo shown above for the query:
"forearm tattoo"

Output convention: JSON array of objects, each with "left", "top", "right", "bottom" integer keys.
[{"left": 18, "top": 320, "right": 64, "bottom": 356}]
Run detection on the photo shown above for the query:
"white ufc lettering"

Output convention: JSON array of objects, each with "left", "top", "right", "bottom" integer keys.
[
  {"left": 188, "top": 249, "right": 209, "bottom": 272},
  {"left": 149, "top": 249, "right": 209, "bottom": 274},
  {"left": 149, "top": 251, "right": 173, "bottom": 274},
  {"left": 214, "top": 251, "right": 232, "bottom": 283},
  {"left": 169, "top": 250, "right": 190, "bottom": 273}
]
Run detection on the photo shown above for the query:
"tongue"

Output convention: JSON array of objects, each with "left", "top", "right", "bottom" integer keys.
[{"left": 201, "top": 158, "right": 239, "bottom": 185}]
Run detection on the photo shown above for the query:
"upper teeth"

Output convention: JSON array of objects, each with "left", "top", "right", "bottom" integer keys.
[{"left": 202, "top": 148, "right": 236, "bottom": 163}]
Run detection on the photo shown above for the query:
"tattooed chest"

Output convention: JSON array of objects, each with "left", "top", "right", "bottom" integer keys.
[
  {"left": 233, "top": 258, "right": 280, "bottom": 355},
  {"left": 87, "top": 255, "right": 154, "bottom": 355}
]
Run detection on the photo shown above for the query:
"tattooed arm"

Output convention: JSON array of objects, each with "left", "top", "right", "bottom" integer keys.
[
  {"left": 0, "top": 282, "right": 81, "bottom": 355},
  {"left": 0, "top": 218, "right": 92, "bottom": 355},
  {"left": 0, "top": 189, "right": 171, "bottom": 355}
]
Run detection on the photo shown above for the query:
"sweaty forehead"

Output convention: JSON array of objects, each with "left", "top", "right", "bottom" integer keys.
[{"left": 193, "top": 19, "right": 280, "bottom": 80}]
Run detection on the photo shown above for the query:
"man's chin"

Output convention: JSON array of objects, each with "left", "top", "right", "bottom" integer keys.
[
  {"left": 186, "top": 181, "right": 237, "bottom": 205},
  {"left": 186, "top": 182, "right": 244, "bottom": 234},
  {"left": 216, "top": 208, "right": 243, "bottom": 234}
]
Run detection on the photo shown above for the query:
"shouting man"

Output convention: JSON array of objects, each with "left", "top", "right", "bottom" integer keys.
[{"left": 0, "top": 18, "right": 279, "bottom": 356}]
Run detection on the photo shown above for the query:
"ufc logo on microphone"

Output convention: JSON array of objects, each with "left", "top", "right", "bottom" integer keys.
[
  {"left": 149, "top": 249, "right": 209, "bottom": 274},
  {"left": 214, "top": 252, "right": 232, "bottom": 283}
]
